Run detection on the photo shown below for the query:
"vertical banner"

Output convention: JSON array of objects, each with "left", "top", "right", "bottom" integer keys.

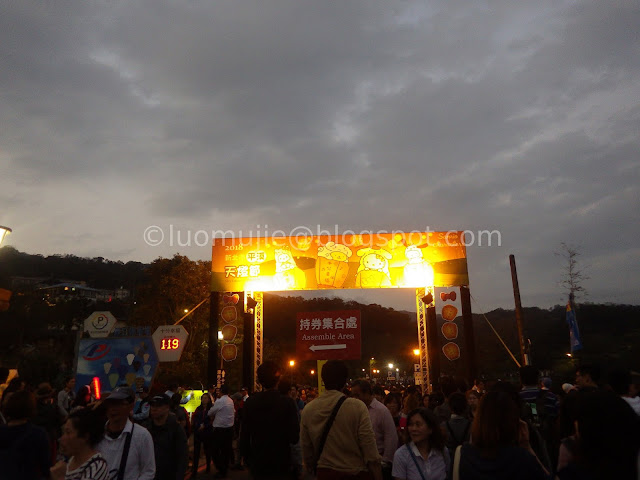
[
  {"left": 566, "top": 301, "right": 582, "bottom": 353},
  {"left": 435, "top": 287, "right": 462, "bottom": 362}
]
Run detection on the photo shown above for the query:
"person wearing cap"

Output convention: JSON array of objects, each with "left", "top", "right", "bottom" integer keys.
[
  {"left": 141, "top": 394, "right": 188, "bottom": 480},
  {"left": 96, "top": 386, "right": 155, "bottom": 480},
  {"left": 208, "top": 384, "right": 235, "bottom": 478}
]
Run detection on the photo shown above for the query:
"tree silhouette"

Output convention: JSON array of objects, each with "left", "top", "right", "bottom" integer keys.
[{"left": 555, "top": 242, "right": 589, "bottom": 303}]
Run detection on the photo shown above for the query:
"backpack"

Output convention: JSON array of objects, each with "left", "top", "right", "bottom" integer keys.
[
  {"left": 521, "top": 391, "right": 554, "bottom": 472},
  {"left": 445, "top": 419, "right": 470, "bottom": 450},
  {"left": 522, "top": 390, "right": 549, "bottom": 431}
]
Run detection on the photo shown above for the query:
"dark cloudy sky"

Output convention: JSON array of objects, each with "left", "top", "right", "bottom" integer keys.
[{"left": 2, "top": 0, "right": 639, "bottom": 312}]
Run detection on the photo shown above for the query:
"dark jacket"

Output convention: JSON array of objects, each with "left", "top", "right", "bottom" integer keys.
[
  {"left": 458, "top": 444, "right": 547, "bottom": 480},
  {"left": 240, "top": 390, "right": 299, "bottom": 476},
  {"left": 142, "top": 413, "right": 188, "bottom": 480},
  {"left": 0, "top": 422, "right": 51, "bottom": 480},
  {"left": 192, "top": 405, "right": 213, "bottom": 440}
]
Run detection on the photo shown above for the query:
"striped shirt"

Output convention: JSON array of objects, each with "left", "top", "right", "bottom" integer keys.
[{"left": 65, "top": 453, "right": 109, "bottom": 480}]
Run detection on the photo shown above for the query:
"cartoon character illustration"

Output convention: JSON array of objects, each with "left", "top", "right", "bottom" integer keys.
[
  {"left": 316, "top": 242, "right": 353, "bottom": 288},
  {"left": 275, "top": 247, "right": 296, "bottom": 273},
  {"left": 274, "top": 246, "right": 305, "bottom": 289},
  {"left": 403, "top": 245, "right": 431, "bottom": 287},
  {"left": 355, "top": 248, "right": 392, "bottom": 288}
]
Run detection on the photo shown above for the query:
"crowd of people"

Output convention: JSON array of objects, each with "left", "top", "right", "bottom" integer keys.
[{"left": 0, "top": 362, "right": 639, "bottom": 480}]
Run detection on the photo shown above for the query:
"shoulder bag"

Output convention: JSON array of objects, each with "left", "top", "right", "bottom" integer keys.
[{"left": 313, "top": 395, "right": 347, "bottom": 473}]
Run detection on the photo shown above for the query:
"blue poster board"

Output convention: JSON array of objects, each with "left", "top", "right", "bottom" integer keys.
[{"left": 75, "top": 337, "right": 158, "bottom": 393}]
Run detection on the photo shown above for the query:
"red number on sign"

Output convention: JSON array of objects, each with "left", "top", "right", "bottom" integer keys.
[{"left": 160, "top": 338, "right": 180, "bottom": 350}]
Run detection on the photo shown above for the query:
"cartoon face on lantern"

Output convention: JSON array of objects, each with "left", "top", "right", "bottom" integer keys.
[{"left": 355, "top": 248, "right": 392, "bottom": 288}]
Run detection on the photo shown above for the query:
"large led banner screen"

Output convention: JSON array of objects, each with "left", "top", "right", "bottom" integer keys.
[{"left": 211, "top": 231, "right": 468, "bottom": 292}]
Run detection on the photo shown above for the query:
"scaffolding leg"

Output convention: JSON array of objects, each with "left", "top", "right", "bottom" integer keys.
[
  {"left": 415, "top": 288, "right": 430, "bottom": 393},
  {"left": 253, "top": 292, "right": 264, "bottom": 392}
]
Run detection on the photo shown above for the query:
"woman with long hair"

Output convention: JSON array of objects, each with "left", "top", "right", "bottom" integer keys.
[
  {"left": 50, "top": 408, "right": 108, "bottom": 480},
  {"left": 455, "top": 389, "right": 548, "bottom": 480},
  {"left": 392, "top": 407, "right": 449, "bottom": 480},
  {"left": 191, "top": 392, "right": 214, "bottom": 477}
]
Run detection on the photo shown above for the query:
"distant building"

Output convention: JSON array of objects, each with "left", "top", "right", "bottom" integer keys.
[
  {"left": 11, "top": 276, "right": 50, "bottom": 290},
  {"left": 36, "top": 283, "right": 130, "bottom": 303}
]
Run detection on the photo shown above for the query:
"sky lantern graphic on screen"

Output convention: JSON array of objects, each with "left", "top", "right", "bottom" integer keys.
[{"left": 316, "top": 242, "right": 353, "bottom": 288}]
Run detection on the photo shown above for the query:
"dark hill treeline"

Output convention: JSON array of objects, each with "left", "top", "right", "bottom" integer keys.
[
  {"left": 1, "top": 247, "right": 638, "bottom": 387},
  {"left": 260, "top": 294, "right": 640, "bottom": 385},
  {"left": 0, "top": 246, "right": 147, "bottom": 290}
]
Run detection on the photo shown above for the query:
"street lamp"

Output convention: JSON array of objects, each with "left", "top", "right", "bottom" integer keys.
[
  {"left": 0, "top": 226, "right": 12, "bottom": 246},
  {"left": 413, "top": 349, "right": 420, "bottom": 356},
  {"left": 218, "top": 331, "right": 224, "bottom": 370},
  {"left": 289, "top": 359, "right": 295, "bottom": 383},
  {"left": 388, "top": 363, "right": 394, "bottom": 369}
]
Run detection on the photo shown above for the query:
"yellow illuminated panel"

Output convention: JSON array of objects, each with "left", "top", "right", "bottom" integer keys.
[{"left": 211, "top": 231, "right": 468, "bottom": 292}]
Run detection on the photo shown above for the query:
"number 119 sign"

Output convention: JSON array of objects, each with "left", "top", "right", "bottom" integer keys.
[{"left": 152, "top": 325, "right": 189, "bottom": 362}]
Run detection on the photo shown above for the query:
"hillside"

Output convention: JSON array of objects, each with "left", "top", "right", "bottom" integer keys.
[{"left": 1, "top": 247, "right": 638, "bottom": 386}]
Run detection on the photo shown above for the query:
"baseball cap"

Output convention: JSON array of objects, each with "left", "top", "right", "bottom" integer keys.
[
  {"left": 150, "top": 394, "right": 170, "bottom": 406},
  {"left": 105, "top": 386, "right": 135, "bottom": 402}
]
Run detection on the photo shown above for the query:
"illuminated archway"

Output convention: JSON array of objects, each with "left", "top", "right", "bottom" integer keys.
[{"left": 210, "top": 231, "right": 473, "bottom": 392}]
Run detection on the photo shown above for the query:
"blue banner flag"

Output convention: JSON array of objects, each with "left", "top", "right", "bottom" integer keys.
[{"left": 566, "top": 301, "right": 583, "bottom": 353}]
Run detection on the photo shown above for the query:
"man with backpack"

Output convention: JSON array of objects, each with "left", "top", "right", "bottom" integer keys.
[{"left": 519, "top": 365, "right": 558, "bottom": 471}]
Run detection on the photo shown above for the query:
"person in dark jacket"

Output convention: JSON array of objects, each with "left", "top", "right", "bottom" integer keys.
[
  {"left": 142, "top": 394, "right": 188, "bottom": 480},
  {"left": 0, "top": 389, "right": 51, "bottom": 480},
  {"left": 32, "top": 382, "right": 64, "bottom": 465},
  {"left": 556, "top": 391, "right": 640, "bottom": 480},
  {"left": 442, "top": 392, "right": 470, "bottom": 453},
  {"left": 191, "top": 392, "right": 214, "bottom": 477},
  {"left": 240, "top": 361, "right": 299, "bottom": 479}
]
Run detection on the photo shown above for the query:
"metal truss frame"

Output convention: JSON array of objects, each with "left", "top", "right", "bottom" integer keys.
[
  {"left": 252, "top": 291, "right": 264, "bottom": 392},
  {"left": 415, "top": 287, "right": 430, "bottom": 393}
]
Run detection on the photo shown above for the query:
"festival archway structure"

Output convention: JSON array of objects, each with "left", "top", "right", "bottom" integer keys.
[{"left": 209, "top": 231, "right": 475, "bottom": 392}]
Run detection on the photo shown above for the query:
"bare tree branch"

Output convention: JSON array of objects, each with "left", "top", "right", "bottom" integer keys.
[{"left": 555, "top": 242, "right": 590, "bottom": 303}]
